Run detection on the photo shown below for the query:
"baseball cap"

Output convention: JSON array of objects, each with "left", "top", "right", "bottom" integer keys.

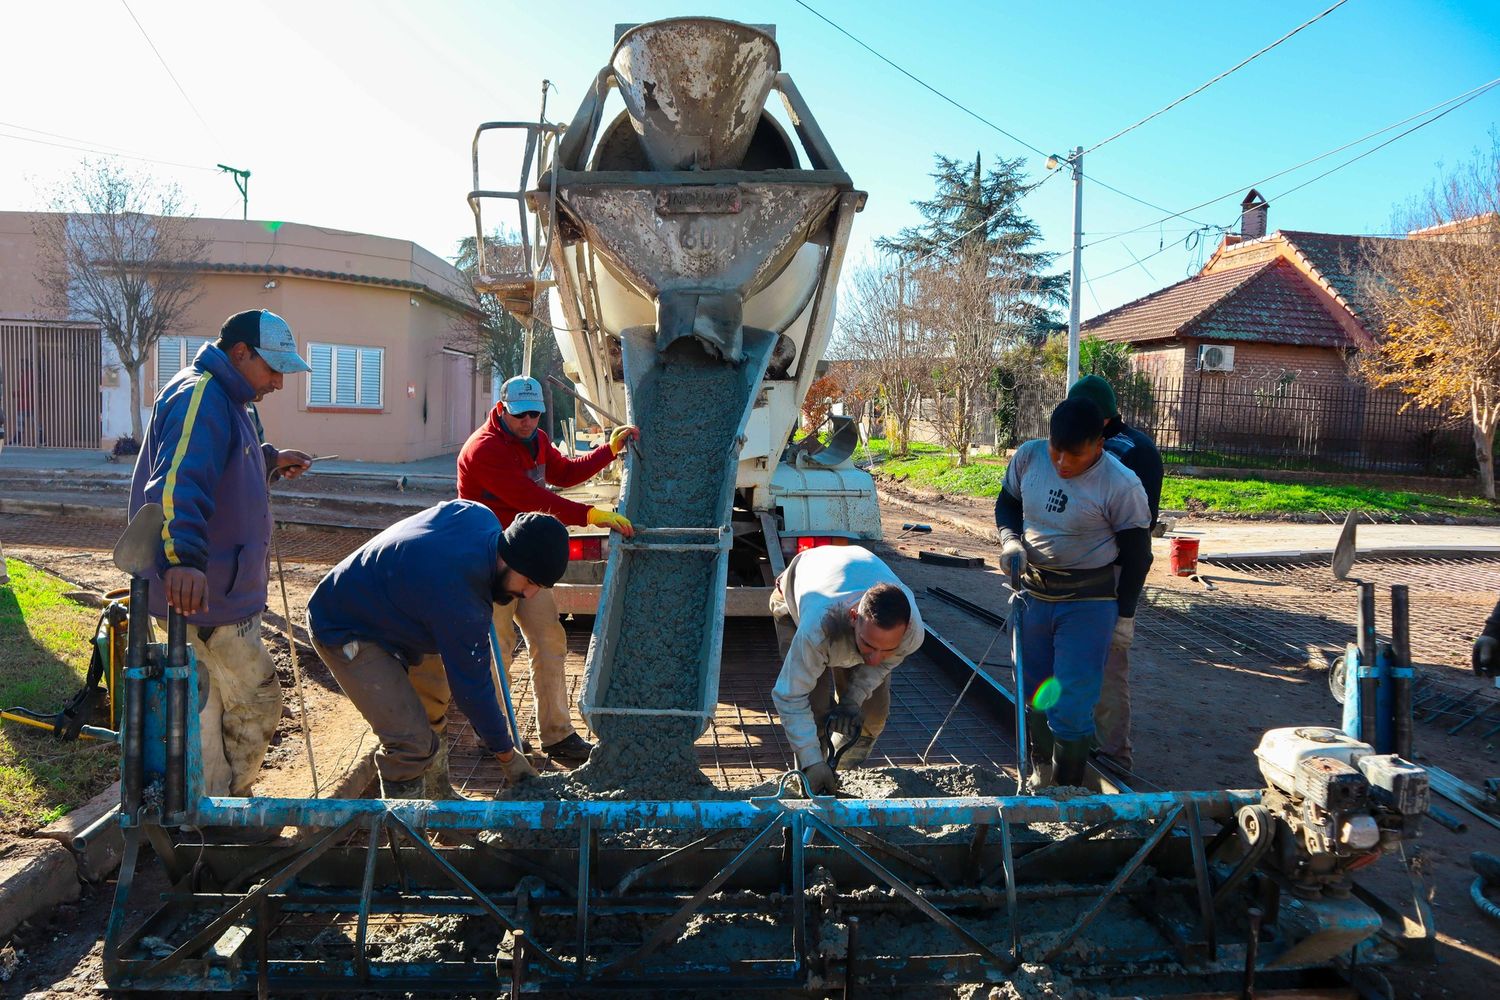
[
  {"left": 219, "top": 310, "right": 312, "bottom": 374},
  {"left": 500, "top": 375, "right": 546, "bottom": 415}
]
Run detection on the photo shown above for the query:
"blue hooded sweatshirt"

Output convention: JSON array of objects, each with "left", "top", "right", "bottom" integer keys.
[
  {"left": 306, "top": 501, "right": 515, "bottom": 754},
  {"left": 128, "top": 342, "right": 278, "bottom": 626}
]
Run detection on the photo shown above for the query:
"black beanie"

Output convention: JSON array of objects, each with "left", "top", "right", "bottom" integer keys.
[{"left": 497, "top": 512, "right": 570, "bottom": 588}]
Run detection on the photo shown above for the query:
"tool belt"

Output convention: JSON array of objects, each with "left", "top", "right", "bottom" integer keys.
[{"left": 1023, "top": 563, "right": 1116, "bottom": 602}]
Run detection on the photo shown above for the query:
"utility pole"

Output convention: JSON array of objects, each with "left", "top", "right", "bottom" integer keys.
[
  {"left": 217, "top": 164, "right": 250, "bottom": 220},
  {"left": 1065, "top": 147, "right": 1084, "bottom": 387}
]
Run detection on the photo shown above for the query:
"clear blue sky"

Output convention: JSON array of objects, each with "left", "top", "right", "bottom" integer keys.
[{"left": 3, "top": 1, "right": 1497, "bottom": 319}]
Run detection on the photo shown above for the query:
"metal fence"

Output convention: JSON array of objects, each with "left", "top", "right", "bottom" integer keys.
[
  {"left": 1013, "top": 373, "right": 1475, "bottom": 477},
  {"left": 0, "top": 321, "right": 102, "bottom": 449}
]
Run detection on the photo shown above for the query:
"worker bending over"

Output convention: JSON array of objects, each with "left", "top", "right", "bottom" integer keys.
[
  {"left": 307, "top": 502, "right": 569, "bottom": 798},
  {"left": 771, "top": 545, "right": 925, "bottom": 795},
  {"left": 1067, "top": 375, "right": 1163, "bottom": 771},
  {"left": 995, "top": 398, "right": 1152, "bottom": 788},
  {"left": 456, "top": 375, "right": 638, "bottom": 765}
]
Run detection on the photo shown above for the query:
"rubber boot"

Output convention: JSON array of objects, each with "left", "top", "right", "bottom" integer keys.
[
  {"left": 834, "top": 733, "right": 878, "bottom": 770},
  {"left": 1026, "top": 710, "right": 1055, "bottom": 788},
  {"left": 1052, "top": 737, "right": 1092, "bottom": 789},
  {"left": 423, "top": 740, "right": 470, "bottom": 801},
  {"left": 379, "top": 773, "right": 426, "bottom": 799}
]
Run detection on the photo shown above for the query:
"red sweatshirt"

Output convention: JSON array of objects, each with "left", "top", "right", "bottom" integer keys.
[{"left": 456, "top": 404, "right": 616, "bottom": 528}]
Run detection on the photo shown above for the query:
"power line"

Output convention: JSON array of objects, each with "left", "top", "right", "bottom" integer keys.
[
  {"left": 119, "top": 0, "right": 221, "bottom": 147},
  {"left": 1082, "top": 74, "right": 1500, "bottom": 251},
  {"left": 1083, "top": 0, "right": 1352, "bottom": 156},
  {"left": 0, "top": 125, "right": 216, "bottom": 172},
  {"left": 1089, "top": 76, "right": 1500, "bottom": 283},
  {"left": 791, "top": 0, "right": 1047, "bottom": 158}
]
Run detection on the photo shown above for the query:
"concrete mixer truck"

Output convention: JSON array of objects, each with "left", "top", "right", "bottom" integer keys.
[{"left": 466, "top": 17, "right": 878, "bottom": 622}]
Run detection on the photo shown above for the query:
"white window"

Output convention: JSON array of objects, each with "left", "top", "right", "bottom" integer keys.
[
  {"left": 154, "top": 336, "right": 210, "bottom": 390},
  {"left": 308, "top": 343, "right": 384, "bottom": 409}
]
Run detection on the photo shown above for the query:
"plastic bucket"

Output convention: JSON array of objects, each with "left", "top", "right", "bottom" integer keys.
[{"left": 1169, "top": 537, "right": 1200, "bottom": 576}]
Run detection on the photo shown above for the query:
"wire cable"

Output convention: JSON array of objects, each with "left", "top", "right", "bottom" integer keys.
[
  {"left": 1084, "top": 0, "right": 1352, "bottom": 156},
  {"left": 119, "top": 0, "right": 221, "bottom": 147},
  {"left": 1082, "top": 74, "right": 1500, "bottom": 251},
  {"left": 0, "top": 125, "right": 216, "bottom": 172},
  {"left": 791, "top": 0, "right": 1047, "bottom": 158}
]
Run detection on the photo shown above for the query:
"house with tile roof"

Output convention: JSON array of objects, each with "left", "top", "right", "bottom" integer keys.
[
  {"left": 1076, "top": 195, "right": 1474, "bottom": 474},
  {"left": 1084, "top": 193, "right": 1396, "bottom": 387},
  {"left": 0, "top": 213, "right": 494, "bottom": 460}
]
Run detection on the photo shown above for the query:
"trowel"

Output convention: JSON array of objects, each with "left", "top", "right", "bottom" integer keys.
[{"left": 114, "top": 503, "right": 164, "bottom": 576}]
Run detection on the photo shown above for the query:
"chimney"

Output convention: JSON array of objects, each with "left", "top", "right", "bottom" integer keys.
[{"left": 1240, "top": 189, "right": 1269, "bottom": 240}]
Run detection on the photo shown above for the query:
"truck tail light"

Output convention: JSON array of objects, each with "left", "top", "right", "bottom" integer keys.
[
  {"left": 569, "top": 536, "right": 606, "bottom": 561},
  {"left": 795, "top": 536, "right": 850, "bottom": 554}
]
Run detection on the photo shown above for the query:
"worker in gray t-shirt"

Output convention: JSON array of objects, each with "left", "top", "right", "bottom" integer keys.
[{"left": 994, "top": 398, "right": 1152, "bottom": 787}]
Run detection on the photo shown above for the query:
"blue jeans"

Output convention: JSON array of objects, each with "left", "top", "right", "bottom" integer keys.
[{"left": 1015, "top": 598, "right": 1118, "bottom": 741}]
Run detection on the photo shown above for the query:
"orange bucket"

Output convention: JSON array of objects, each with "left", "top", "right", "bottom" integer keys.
[{"left": 1169, "top": 537, "right": 1200, "bottom": 576}]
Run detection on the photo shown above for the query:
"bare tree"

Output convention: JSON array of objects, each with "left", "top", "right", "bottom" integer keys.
[
  {"left": 1360, "top": 139, "right": 1500, "bottom": 499},
  {"left": 912, "top": 242, "right": 1036, "bottom": 465},
  {"left": 832, "top": 259, "right": 930, "bottom": 455},
  {"left": 33, "top": 159, "right": 208, "bottom": 443}
]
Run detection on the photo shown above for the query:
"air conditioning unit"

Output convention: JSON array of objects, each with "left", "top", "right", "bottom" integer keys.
[{"left": 1198, "top": 344, "right": 1235, "bottom": 372}]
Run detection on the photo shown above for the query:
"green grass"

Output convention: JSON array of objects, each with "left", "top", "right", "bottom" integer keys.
[
  {"left": 1, "top": 560, "right": 118, "bottom": 833},
  {"left": 1159, "top": 478, "right": 1498, "bottom": 517},
  {"left": 867, "top": 446, "right": 1499, "bottom": 517}
]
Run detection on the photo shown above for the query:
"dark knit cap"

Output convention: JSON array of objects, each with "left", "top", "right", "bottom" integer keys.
[
  {"left": 497, "top": 512, "right": 570, "bottom": 588},
  {"left": 1067, "top": 374, "right": 1119, "bottom": 420}
]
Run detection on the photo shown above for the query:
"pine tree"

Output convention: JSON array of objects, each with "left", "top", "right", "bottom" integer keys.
[{"left": 878, "top": 153, "right": 1066, "bottom": 340}]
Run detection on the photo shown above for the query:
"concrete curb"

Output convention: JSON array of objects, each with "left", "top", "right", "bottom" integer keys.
[{"left": 0, "top": 839, "right": 81, "bottom": 941}]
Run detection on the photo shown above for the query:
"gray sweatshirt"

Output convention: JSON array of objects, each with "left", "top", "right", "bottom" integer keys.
[{"left": 770, "top": 546, "right": 925, "bottom": 768}]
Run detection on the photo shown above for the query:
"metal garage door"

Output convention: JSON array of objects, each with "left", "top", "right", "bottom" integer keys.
[{"left": 0, "top": 322, "right": 101, "bottom": 449}]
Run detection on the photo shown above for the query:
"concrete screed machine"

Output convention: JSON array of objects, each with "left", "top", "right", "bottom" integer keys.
[{"left": 95, "top": 17, "right": 1439, "bottom": 997}]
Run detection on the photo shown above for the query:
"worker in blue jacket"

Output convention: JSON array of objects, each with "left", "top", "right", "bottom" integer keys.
[
  {"left": 128, "top": 310, "right": 313, "bottom": 800},
  {"left": 307, "top": 502, "right": 570, "bottom": 798}
]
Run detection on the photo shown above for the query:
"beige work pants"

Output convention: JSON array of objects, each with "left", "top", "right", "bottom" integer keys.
[
  {"left": 314, "top": 638, "right": 445, "bottom": 782},
  {"left": 1093, "top": 644, "right": 1132, "bottom": 765},
  {"left": 179, "top": 614, "right": 284, "bottom": 797},
  {"left": 491, "top": 590, "right": 574, "bottom": 746}
]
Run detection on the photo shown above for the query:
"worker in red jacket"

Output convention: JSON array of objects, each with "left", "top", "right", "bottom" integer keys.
[{"left": 454, "top": 375, "right": 637, "bottom": 764}]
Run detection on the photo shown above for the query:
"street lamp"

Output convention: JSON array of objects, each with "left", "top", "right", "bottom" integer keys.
[{"left": 1047, "top": 147, "right": 1084, "bottom": 387}]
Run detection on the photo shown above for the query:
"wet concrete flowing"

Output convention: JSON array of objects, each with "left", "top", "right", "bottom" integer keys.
[{"left": 569, "top": 340, "right": 757, "bottom": 797}]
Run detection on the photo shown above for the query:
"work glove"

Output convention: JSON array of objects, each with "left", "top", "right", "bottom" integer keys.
[
  {"left": 586, "top": 507, "right": 635, "bottom": 538},
  {"left": 803, "top": 761, "right": 838, "bottom": 796},
  {"left": 609, "top": 425, "right": 640, "bottom": 456},
  {"left": 1000, "top": 536, "right": 1028, "bottom": 581},
  {"left": 495, "top": 749, "right": 539, "bottom": 783},
  {"left": 1476, "top": 635, "right": 1499, "bottom": 678},
  {"left": 1111, "top": 616, "right": 1136, "bottom": 651},
  {"left": 824, "top": 703, "right": 863, "bottom": 739}
]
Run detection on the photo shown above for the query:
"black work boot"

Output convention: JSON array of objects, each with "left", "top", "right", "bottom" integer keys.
[
  {"left": 542, "top": 732, "right": 593, "bottom": 765},
  {"left": 1026, "top": 710, "right": 1056, "bottom": 788},
  {"left": 379, "top": 773, "right": 426, "bottom": 799},
  {"left": 1052, "top": 737, "right": 1092, "bottom": 789}
]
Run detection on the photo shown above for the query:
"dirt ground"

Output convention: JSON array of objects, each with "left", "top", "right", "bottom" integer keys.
[{"left": 2, "top": 477, "right": 1499, "bottom": 997}]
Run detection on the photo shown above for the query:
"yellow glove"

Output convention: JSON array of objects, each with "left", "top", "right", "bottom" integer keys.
[
  {"left": 586, "top": 507, "right": 635, "bottom": 538},
  {"left": 609, "top": 425, "right": 640, "bottom": 456}
]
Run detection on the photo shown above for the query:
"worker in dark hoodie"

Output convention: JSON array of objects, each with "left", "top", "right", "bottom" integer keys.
[
  {"left": 1066, "top": 375, "right": 1163, "bottom": 771},
  {"left": 307, "top": 502, "right": 569, "bottom": 798}
]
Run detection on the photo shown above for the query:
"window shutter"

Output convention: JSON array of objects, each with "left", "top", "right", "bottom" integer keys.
[
  {"left": 334, "top": 346, "right": 357, "bottom": 405},
  {"left": 155, "top": 337, "right": 182, "bottom": 391},
  {"left": 358, "top": 348, "right": 383, "bottom": 407},
  {"left": 309, "top": 344, "right": 333, "bottom": 405}
]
